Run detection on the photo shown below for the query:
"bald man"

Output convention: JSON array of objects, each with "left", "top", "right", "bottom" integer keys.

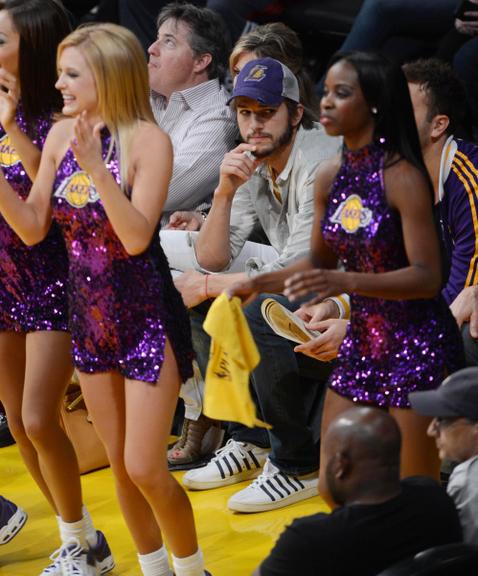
[{"left": 256, "top": 407, "right": 462, "bottom": 576}]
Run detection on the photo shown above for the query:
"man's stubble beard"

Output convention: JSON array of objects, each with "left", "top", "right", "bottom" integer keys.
[{"left": 245, "top": 120, "right": 295, "bottom": 159}]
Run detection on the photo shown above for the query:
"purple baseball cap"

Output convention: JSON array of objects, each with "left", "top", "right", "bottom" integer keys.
[{"left": 227, "top": 57, "right": 300, "bottom": 107}]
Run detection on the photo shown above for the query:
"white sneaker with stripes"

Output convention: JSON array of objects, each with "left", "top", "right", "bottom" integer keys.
[
  {"left": 227, "top": 458, "right": 318, "bottom": 513},
  {"left": 182, "top": 439, "right": 269, "bottom": 490}
]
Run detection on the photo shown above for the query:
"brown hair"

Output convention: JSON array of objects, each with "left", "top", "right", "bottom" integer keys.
[
  {"left": 0, "top": 0, "right": 71, "bottom": 124},
  {"left": 157, "top": 2, "right": 229, "bottom": 83}
]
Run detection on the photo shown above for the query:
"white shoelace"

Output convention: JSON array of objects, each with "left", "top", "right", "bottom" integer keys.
[
  {"left": 251, "top": 459, "right": 280, "bottom": 487},
  {"left": 47, "top": 540, "right": 88, "bottom": 576},
  {"left": 211, "top": 439, "right": 250, "bottom": 462}
]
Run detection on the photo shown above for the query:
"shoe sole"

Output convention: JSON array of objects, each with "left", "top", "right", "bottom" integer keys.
[
  {"left": 97, "top": 555, "right": 115, "bottom": 574},
  {"left": 0, "top": 507, "right": 27, "bottom": 544},
  {"left": 183, "top": 468, "right": 263, "bottom": 490},
  {"left": 227, "top": 485, "right": 318, "bottom": 513},
  {"left": 169, "top": 454, "right": 212, "bottom": 472}
]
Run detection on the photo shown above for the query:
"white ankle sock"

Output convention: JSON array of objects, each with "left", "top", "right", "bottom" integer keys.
[
  {"left": 82, "top": 506, "right": 98, "bottom": 548},
  {"left": 172, "top": 548, "right": 205, "bottom": 576},
  {"left": 138, "top": 545, "right": 172, "bottom": 576},
  {"left": 58, "top": 515, "right": 87, "bottom": 548}
]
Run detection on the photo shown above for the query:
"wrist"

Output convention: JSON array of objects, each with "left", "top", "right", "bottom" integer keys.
[
  {"left": 89, "top": 163, "right": 109, "bottom": 183},
  {"left": 4, "top": 118, "right": 18, "bottom": 133},
  {"left": 344, "top": 272, "right": 356, "bottom": 294},
  {"left": 204, "top": 274, "right": 210, "bottom": 299},
  {"left": 323, "top": 294, "right": 350, "bottom": 319},
  {"left": 214, "top": 184, "right": 236, "bottom": 200}
]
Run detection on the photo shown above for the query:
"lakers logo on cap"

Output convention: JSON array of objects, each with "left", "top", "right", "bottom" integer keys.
[
  {"left": 244, "top": 64, "right": 267, "bottom": 83},
  {"left": 0, "top": 134, "right": 21, "bottom": 167},
  {"left": 54, "top": 171, "right": 99, "bottom": 208},
  {"left": 330, "top": 194, "right": 372, "bottom": 233}
]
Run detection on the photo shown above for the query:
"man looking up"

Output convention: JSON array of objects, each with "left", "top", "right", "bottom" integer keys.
[{"left": 148, "top": 2, "right": 237, "bottom": 223}]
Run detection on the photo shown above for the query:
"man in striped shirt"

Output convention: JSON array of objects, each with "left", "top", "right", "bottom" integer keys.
[
  {"left": 148, "top": 3, "right": 237, "bottom": 224},
  {"left": 404, "top": 59, "right": 478, "bottom": 364}
]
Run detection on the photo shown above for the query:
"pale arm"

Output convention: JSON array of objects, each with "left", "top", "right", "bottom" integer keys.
[
  {"left": 73, "top": 116, "right": 173, "bottom": 255},
  {"left": 0, "top": 120, "right": 65, "bottom": 244},
  {"left": 3, "top": 123, "right": 42, "bottom": 181},
  {"left": 0, "top": 69, "right": 42, "bottom": 181},
  {"left": 194, "top": 143, "right": 259, "bottom": 271}
]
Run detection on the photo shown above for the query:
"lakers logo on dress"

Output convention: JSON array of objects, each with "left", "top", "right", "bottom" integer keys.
[
  {"left": 330, "top": 194, "right": 373, "bottom": 233},
  {"left": 0, "top": 134, "right": 21, "bottom": 167},
  {"left": 54, "top": 171, "right": 99, "bottom": 208}
]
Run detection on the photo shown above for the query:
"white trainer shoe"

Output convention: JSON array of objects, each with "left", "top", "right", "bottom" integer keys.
[
  {"left": 182, "top": 439, "right": 269, "bottom": 490},
  {"left": 227, "top": 458, "right": 318, "bottom": 513},
  {"left": 41, "top": 539, "right": 97, "bottom": 576},
  {"left": 0, "top": 496, "right": 27, "bottom": 545},
  {"left": 40, "top": 531, "right": 113, "bottom": 576}
]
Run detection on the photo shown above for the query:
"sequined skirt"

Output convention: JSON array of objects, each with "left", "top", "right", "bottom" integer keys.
[
  {"left": 329, "top": 295, "right": 464, "bottom": 407},
  {"left": 0, "top": 229, "right": 68, "bottom": 333},
  {"left": 68, "top": 250, "right": 194, "bottom": 384}
]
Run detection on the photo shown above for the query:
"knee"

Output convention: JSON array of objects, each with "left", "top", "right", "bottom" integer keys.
[
  {"left": 244, "top": 294, "right": 271, "bottom": 328},
  {"left": 359, "top": 0, "right": 400, "bottom": 18},
  {"left": 22, "top": 411, "right": 55, "bottom": 446},
  {"left": 124, "top": 451, "right": 171, "bottom": 494},
  {"left": 5, "top": 411, "right": 28, "bottom": 445},
  {"left": 99, "top": 442, "right": 130, "bottom": 482}
]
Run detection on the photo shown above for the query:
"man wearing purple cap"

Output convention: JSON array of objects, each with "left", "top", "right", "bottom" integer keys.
[
  {"left": 174, "top": 57, "right": 341, "bottom": 512},
  {"left": 410, "top": 367, "right": 478, "bottom": 544}
]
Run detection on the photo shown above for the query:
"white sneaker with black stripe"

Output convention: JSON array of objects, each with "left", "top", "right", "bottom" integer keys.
[
  {"left": 227, "top": 458, "right": 318, "bottom": 513},
  {"left": 182, "top": 439, "right": 269, "bottom": 490}
]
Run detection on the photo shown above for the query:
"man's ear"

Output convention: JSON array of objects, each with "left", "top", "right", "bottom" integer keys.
[
  {"left": 334, "top": 451, "right": 350, "bottom": 479},
  {"left": 470, "top": 421, "right": 478, "bottom": 445},
  {"left": 292, "top": 103, "right": 304, "bottom": 128},
  {"left": 193, "top": 52, "right": 212, "bottom": 75},
  {"left": 431, "top": 114, "right": 450, "bottom": 140}
]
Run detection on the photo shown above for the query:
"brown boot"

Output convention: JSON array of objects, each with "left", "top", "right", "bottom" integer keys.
[{"left": 168, "top": 414, "right": 223, "bottom": 468}]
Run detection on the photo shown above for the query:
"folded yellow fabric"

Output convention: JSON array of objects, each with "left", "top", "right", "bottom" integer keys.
[{"left": 203, "top": 293, "right": 271, "bottom": 429}]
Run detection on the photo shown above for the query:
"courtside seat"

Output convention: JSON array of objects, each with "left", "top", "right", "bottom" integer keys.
[{"left": 377, "top": 542, "right": 478, "bottom": 576}]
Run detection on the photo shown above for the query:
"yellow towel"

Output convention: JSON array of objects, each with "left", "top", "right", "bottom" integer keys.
[{"left": 203, "top": 293, "right": 271, "bottom": 429}]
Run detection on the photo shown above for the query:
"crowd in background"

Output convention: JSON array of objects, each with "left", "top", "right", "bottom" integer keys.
[{"left": 1, "top": 1, "right": 478, "bottom": 575}]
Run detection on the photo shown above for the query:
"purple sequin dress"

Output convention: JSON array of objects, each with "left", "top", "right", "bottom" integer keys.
[
  {"left": 51, "top": 131, "right": 194, "bottom": 384},
  {"left": 0, "top": 105, "right": 68, "bottom": 332},
  {"left": 321, "top": 143, "right": 463, "bottom": 407}
]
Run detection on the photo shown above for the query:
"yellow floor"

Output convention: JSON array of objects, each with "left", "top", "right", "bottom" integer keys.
[{"left": 1, "top": 444, "right": 328, "bottom": 575}]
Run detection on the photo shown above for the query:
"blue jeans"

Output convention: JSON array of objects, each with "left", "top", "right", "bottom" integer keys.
[
  {"left": 341, "top": 0, "right": 456, "bottom": 54},
  {"left": 190, "top": 294, "right": 333, "bottom": 476},
  {"left": 317, "top": 0, "right": 457, "bottom": 93}
]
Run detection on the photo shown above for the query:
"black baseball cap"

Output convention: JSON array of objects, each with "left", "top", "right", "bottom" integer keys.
[{"left": 409, "top": 367, "right": 478, "bottom": 421}]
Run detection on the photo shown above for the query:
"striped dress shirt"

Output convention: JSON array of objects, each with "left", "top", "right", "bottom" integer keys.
[{"left": 151, "top": 78, "right": 238, "bottom": 221}]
